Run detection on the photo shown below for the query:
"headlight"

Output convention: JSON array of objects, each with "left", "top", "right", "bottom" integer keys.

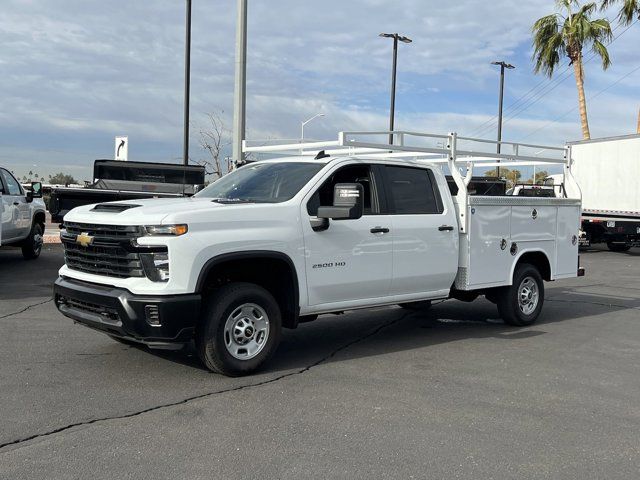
[
  {"left": 140, "top": 251, "right": 170, "bottom": 282},
  {"left": 143, "top": 224, "right": 188, "bottom": 236}
]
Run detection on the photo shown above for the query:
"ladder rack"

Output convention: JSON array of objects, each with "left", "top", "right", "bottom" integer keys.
[{"left": 243, "top": 130, "right": 580, "bottom": 233}]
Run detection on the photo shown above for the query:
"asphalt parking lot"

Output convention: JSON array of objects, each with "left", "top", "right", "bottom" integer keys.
[{"left": 1, "top": 245, "right": 639, "bottom": 479}]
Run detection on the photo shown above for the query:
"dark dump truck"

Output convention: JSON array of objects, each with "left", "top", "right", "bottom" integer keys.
[{"left": 49, "top": 160, "right": 206, "bottom": 223}]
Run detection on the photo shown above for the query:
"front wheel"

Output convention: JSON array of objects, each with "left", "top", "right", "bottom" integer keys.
[
  {"left": 196, "top": 282, "right": 282, "bottom": 376},
  {"left": 22, "top": 222, "right": 43, "bottom": 259},
  {"left": 497, "top": 264, "right": 544, "bottom": 326}
]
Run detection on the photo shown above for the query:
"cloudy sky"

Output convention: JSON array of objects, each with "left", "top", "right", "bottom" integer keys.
[{"left": 1, "top": 0, "right": 639, "bottom": 181}]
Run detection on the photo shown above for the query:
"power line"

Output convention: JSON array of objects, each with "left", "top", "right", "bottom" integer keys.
[
  {"left": 518, "top": 62, "right": 640, "bottom": 141},
  {"left": 497, "top": 20, "right": 638, "bottom": 129},
  {"left": 466, "top": 20, "right": 637, "bottom": 138}
]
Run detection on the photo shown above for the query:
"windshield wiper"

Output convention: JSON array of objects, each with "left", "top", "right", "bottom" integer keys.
[{"left": 210, "top": 198, "right": 271, "bottom": 204}]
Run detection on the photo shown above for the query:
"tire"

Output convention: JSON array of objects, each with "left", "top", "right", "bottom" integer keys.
[
  {"left": 21, "top": 222, "right": 43, "bottom": 260},
  {"left": 196, "top": 282, "right": 282, "bottom": 376},
  {"left": 497, "top": 263, "right": 544, "bottom": 326},
  {"left": 607, "top": 242, "right": 630, "bottom": 252},
  {"left": 399, "top": 300, "right": 432, "bottom": 311}
]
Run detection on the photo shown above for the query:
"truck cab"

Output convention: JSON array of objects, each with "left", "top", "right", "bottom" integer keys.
[
  {"left": 53, "top": 131, "right": 584, "bottom": 376},
  {"left": 0, "top": 167, "right": 46, "bottom": 259}
]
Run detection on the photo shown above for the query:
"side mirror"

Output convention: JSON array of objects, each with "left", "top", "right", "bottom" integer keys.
[
  {"left": 31, "top": 182, "right": 43, "bottom": 198},
  {"left": 317, "top": 183, "right": 364, "bottom": 221}
]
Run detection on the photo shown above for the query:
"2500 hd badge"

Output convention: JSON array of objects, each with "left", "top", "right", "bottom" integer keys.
[{"left": 312, "top": 261, "right": 347, "bottom": 269}]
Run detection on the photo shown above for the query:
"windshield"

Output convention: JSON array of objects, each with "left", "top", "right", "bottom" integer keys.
[{"left": 195, "top": 162, "right": 324, "bottom": 203}]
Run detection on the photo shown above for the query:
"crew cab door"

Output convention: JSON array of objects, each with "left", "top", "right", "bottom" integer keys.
[
  {"left": 380, "top": 165, "right": 458, "bottom": 298},
  {"left": 302, "top": 163, "right": 393, "bottom": 307},
  {"left": 0, "top": 168, "right": 27, "bottom": 241}
]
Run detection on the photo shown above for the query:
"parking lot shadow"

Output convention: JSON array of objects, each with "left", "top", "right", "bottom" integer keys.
[
  {"left": 0, "top": 246, "right": 61, "bottom": 301},
  {"left": 139, "top": 286, "right": 639, "bottom": 375}
]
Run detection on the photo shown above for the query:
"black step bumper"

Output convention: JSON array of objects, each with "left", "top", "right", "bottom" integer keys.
[{"left": 54, "top": 277, "right": 200, "bottom": 349}]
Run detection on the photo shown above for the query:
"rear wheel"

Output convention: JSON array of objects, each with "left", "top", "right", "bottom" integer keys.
[
  {"left": 497, "top": 264, "right": 544, "bottom": 326},
  {"left": 607, "top": 242, "right": 630, "bottom": 252},
  {"left": 21, "top": 222, "right": 43, "bottom": 259},
  {"left": 196, "top": 282, "right": 282, "bottom": 376}
]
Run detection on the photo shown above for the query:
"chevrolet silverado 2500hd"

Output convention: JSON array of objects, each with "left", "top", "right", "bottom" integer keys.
[
  {"left": 0, "top": 167, "right": 45, "bottom": 259},
  {"left": 53, "top": 131, "right": 584, "bottom": 376}
]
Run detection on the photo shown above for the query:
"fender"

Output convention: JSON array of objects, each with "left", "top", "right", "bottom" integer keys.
[
  {"left": 194, "top": 249, "right": 300, "bottom": 318},
  {"left": 509, "top": 248, "right": 553, "bottom": 283}
]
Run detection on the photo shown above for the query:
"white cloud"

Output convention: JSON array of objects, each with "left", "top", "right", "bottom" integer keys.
[{"left": 0, "top": 0, "right": 638, "bottom": 180}]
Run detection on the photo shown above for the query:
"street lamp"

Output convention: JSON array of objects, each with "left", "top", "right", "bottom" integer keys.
[
  {"left": 183, "top": 0, "right": 192, "bottom": 166},
  {"left": 491, "top": 60, "right": 515, "bottom": 177},
  {"left": 380, "top": 33, "right": 412, "bottom": 145},
  {"left": 301, "top": 113, "right": 325, "bottom": 141}
]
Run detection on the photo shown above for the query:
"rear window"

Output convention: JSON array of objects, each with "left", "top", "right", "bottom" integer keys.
[{"left": 384, "top": 166, "right": 443, "bottom": 214}]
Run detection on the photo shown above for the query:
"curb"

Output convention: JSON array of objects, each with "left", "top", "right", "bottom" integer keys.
[{"left": 44, "top": 235, "right": 61, "bottom": 244}]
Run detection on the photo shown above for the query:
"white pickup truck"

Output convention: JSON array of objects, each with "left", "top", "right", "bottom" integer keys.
[
  {"left": 0, "top": 167, "right": 46, "bottom": 259},
  {"left": 53, "top": 131, "right": 584, "bottom": 376}
]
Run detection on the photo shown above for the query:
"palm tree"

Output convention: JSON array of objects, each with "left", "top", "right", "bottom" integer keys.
[
  {"left": 602, "top": 0, "right": 640, "bottom": 22},
  {"left": 532, "top": 0, "right": 613, "bottom": 139},
  {"left": 601, "top": 0, "right": 640, "bottom": 132}
]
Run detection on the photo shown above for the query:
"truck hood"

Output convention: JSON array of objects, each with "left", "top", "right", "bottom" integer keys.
[{"left": 63, "top": 197, "right": 226, "bottom": 225}]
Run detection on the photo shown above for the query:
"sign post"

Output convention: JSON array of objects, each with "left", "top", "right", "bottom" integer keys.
[{"left": 115, "top": 136, "right": 128, "bottom": 161}]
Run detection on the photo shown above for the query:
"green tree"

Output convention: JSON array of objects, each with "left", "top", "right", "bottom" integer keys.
[
  {"left": 532, "top": 0, "right": 613, "bottom": 139},
  {"left": 535, "top": 170, "right": 550, "bottom": 184},
  {"left": 601, "top": 0, "right": 640, "bottom": 132},
  {"left": 49, "top": 173, "right": 78, "bottom": 185},
  {"left": 485, "top": 167, "right": 523, "bottom": 188}
]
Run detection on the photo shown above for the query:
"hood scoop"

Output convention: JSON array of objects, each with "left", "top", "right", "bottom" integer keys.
[{"left": 91, "top": 203, "right": 142, "bottom": 213}]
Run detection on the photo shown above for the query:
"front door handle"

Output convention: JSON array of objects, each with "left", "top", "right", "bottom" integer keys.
[
  {"left": 13, "top": 202, "right": 20, "bottom": 206},
  {"left": 370, "top": 227, "right": 390, "bottom": 234},
  {"left": 438, "top": 225, "right": 455, "bottom": 231}
]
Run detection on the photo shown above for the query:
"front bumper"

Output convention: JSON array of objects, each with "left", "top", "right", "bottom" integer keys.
[{"left": 54, "top": 276, "right": 200, "bottom": 349}]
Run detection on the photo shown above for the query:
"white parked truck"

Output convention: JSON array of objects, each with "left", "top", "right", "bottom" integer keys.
[
  {"left": 0, "top": 167, "right": 46, "bottom": 259},
  {"left": 53, "top": 131, "right": 584, "bottom": 376},
  {"left": 568, "top": 134, "right": 640, "bottom": 251}
]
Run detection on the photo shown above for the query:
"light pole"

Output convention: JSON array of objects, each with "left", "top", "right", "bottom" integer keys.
[
  {"left": 491, "top": 60, "right": 515, "bottom": 177},
  {"left": 380, "top": 33, "right": 412, "bottom": 145},
  {"left": 232, "top": 0, "right": 248, "bottom": 166},
  {"left": 301, "top": 113, "right": 325, "bottom": 141},
  {"left": 183, "top": 0, "right": 192, "bottom": 166}
]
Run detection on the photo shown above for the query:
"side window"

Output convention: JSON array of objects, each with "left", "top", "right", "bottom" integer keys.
[
  {"left": 0, "top": 169, "right": 22, "bottom": 196},
  {"left": 307, "top": 164, "right": 379, "bottom": 216},
  {"left": 384, "top": 166, "right": 443, "bottom": 215}
]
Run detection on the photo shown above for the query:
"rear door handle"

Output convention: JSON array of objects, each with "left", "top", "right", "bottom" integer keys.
[
  {"left": 438, "top": 225, "right": 455, "bottom": 231},
  {"left": 370, "top": 227, "right": 390, "bottom": 234},
  {"left": 13, "top": 202, "right": 20, "bottom": 206}
]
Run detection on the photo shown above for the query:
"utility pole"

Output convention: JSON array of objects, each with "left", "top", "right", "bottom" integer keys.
[
  {"left": 380, "top": 33, "right": 412, "bottom": 145},
  {"left": 183, "top": 0, "right": 192, "bottom": 166},
  {"left": 232, "top": 0, "right": 248, "bottom": 166},
  {"left": 491, "top": 61, "right": 515, "bottom": 178}
]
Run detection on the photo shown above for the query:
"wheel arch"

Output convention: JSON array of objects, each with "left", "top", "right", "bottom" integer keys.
[
  {"left": 511, "top": 249, "right": 552, "bottom": 282},
  {"left": 34, "top": 210, "right": 46, "bottom": 227},
  {"left": 196, "top": 250, "right": 300, "bottom": 328}
]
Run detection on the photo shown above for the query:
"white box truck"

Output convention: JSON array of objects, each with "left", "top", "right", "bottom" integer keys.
[{"left": 569, "top": 134, "right": 640, "bottom": 251}]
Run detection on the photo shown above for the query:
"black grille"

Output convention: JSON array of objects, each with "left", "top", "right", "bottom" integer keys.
[
  {"left": 64, "top": 222, "right": 142, "bottom": 240},
  {"left": 59, "top": 296, "right": 121, "bottom": 323},
  {"left": 62, "top": 222, "right": 145, "bottom": 278}
]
